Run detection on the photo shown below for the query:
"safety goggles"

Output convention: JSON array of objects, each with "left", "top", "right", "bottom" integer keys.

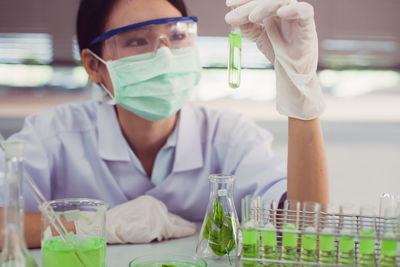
[{"left": 90, "top": 16, "right": 198, "bottom": 60}]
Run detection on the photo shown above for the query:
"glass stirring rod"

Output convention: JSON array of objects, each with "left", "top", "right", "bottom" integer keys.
[{"left": 228, "top": 27, "right": 242, "bottom": 88}]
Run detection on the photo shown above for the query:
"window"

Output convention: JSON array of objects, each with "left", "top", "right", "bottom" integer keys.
[{"left": 0, "top": 33, "right": 53, "bottom": 64}]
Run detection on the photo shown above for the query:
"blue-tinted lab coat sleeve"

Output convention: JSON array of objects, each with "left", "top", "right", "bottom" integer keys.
[
  {"left": 215, "top": 114, "right": 287, "bottom": 219},
  {"left": 0, "top": 115, "right": 53, "bottom": 211}
]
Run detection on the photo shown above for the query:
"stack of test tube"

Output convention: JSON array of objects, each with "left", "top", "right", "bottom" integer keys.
[{"left": 240, "top": 195, "right": 400, "bottom": 266}]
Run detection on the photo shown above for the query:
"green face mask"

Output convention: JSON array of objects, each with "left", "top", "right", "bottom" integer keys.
[{"left": 91, "top": 47, "right": 202, "bottom": 121}]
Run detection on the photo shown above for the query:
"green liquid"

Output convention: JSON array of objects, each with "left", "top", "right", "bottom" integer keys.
[
  {"left": 379, "top": 256, "right": 396, "bottom": 267},
  {"left": 281, "top": 246, "right": 297, "bottom": 267},
  {"left": 242, "top": 229, "right": 259, "bottom": 267},
  {"left": 261, "top": 225, "right": 277, "bottom": 267},
  {"left": 228, "top": 33, "right": 241, "bottom": 89},
  {"left": 319, "top": 251, "right": 335, "bottom": 264},
  {"left": 338, "top": 237, "right": 355, "bottom": 265},
  {"left": 379, "top": 239, "right": 398, "bottom": 267},
  {"left": 319, "top": 234, "right": 335, "bottom": 264},
  {"left": 42, "top": 236, "right": 106, "bottom": 267},
  {"left": 359, "top": 230, "right": 375, "bottom": 267},
  {"left": 300, "top": 234, "right": 317, "bottom": 266},
  {"left": 132, "top": 261, "right": 203, "bottom": 267},
  {"left": 262, "top": 245, "right": 277, "bottom": 267},
  {"left": 281, "top": 224, "right": 297, "bottom": 267}
]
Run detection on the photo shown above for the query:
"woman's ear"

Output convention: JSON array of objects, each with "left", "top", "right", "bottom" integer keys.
[{"left": 81, "top": 49, "right": 104, "bottom": 83}]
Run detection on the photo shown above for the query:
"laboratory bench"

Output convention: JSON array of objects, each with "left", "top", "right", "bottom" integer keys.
[{"left": 30, "top": 224, "right": 201, "bottom": 266}]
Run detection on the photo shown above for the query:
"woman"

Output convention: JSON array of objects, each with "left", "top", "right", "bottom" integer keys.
[{"left": 0, "top": 0, "right": 328, "bottom": 247}]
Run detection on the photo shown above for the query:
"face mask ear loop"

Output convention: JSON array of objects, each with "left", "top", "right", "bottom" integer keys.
[{"left": 87, "top": 49, "right": 116, "bottom": 105}]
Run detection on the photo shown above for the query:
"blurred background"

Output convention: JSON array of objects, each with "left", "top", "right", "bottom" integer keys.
[{"left": 0, "top": 0, "right": 399, "bottom": 208}]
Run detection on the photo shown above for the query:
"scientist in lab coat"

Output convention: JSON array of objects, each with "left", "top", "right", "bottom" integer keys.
[{"left": 0, "top": 0, "right": 327, "bottom": 247}]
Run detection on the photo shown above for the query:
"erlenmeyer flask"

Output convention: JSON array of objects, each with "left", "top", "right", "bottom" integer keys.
[
  {"left": 0, "top": 142, "right": 38, "bottom": 267},
  {"left": 196, "top": 174, "right": 239, "bottom": 266}
]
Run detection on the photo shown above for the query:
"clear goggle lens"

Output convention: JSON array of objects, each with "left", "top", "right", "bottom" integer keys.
[{"left": 103, "top": 20, "right": 197, "bottom": 60}]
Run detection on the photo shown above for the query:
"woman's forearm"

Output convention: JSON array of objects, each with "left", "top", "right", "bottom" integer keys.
[
  {"left": 287, "top": 117, "right": 328, "bottom": 204},
  {"left": 24, "top": 211, "right": 42, "bottom": 248},
  {"left": 0, "top": 208, "right": 42, "bottom": 248}
]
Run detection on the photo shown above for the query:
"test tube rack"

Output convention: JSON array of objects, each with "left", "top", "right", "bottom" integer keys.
[{"left": 239, "top": 206, "right": 400, "bottom": 266}]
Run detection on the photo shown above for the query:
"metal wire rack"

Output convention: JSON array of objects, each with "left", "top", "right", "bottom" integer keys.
[{"left": 239, "top": 205, "right": 400, "bottom": 266}]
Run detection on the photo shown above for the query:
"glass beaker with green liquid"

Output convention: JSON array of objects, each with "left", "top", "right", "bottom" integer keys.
[
  {"left": 358, "top": 205, "right": 377, "bottom": 267},
  {"left": 300, "top": 202, "right": 320, "bottom": 267},
  {"left": 281, "top": 200, "right": 300, "bottom": 267},
  {"left": 41, "top": 198, "right": 108, "bottom": 267},
  {"left": 319, "top": 204, "right": 339, "bottom": 265},
  {"left": 338, "top": 203, "right": 356, "bottom": 266}
]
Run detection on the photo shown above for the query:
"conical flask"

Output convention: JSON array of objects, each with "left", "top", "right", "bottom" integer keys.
[
  {"left": 0, "top": 142, "right": 38, "bottom": 267},
  {"left": 196, "top": 174, "right": 240, "bottom": 266}
]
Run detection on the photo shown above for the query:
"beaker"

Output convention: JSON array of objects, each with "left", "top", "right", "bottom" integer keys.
[
  {"left": 0, "top": 142, "right": 38, "bottom": 267},
  {"left": 41, "top": 198, "right": 108, "bottom": 267},
  {"left": 196, "top": 174, "right": 239, "bottom": 266}
]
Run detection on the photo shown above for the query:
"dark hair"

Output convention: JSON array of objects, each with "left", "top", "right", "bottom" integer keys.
[{"left": 76, "top": 0, "right": 188, "bottom": 57}]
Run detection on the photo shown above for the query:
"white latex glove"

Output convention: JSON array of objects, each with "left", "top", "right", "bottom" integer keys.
[
  {"left": 225, "top": 0, "right": 325, "bottom": 120},
  {"left": 105, "top": 195, "right": 196, "bottom": 244}
]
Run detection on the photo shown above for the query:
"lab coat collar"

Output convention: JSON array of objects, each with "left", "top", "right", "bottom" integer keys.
[
  {"left": 97, "top": 102, "right": 204, "bottom": 169},
  {"left": 97, "top": 102, "right": 131, "bottom": 162},
  {"left": 172, "top": 104, "right": 204, "bottom": 172}
]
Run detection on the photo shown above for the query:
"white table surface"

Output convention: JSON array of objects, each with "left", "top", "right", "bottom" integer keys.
[{"left": 30, "top": 225, "right": 201, "bottom": 267}]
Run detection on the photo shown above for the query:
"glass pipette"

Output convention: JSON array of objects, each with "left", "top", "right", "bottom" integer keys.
[{"left": 228, "top": 27, "right": 242, "bottom": 88}]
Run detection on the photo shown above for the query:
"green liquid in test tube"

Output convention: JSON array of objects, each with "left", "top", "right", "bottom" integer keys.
[
  {"left": 359, "top": 205, "right": 376, "bottom": 267},
  {"left": 319, "top": 204, "right": 338, "bottom": 265},
  {"left": 379, "top": 201, "right": 398, "bottom": 267},
  {"left": 379, "top": 238, "right": 398, "bottom": 267},
  {"left": 359, "top": 230, "right": 376, "bottom": 266},
  {"left": 261, "top": 223, "right": 277, "bottom": 267},
  {"left": 281, "top": 200, "right": 300, "bottom": 267},
  {"left": 300, "top": 202, "right": 320, "bottom": 267},
  {"left": 241, "top": 196, "right": 260, "bottom": 267},
  {"left": 281, "top": 224, "right": 298, "bottom": 267},
  {"left": 338, "top": 204, "right": 356, "bottom": 266},
  {"left": 379, "top": 231, "right": 398, "bottom": 266},
  {"left": 300, "top": 229, "right": 317, "bottom": 266},
  {"left": 228, "top": 29, "right": 241, "bottom": 89},
  {"left": 242, "top": 228, "right": 260, "bottom": 267},
  {"left": 319, "top": 229, "right": 335, "bottom": 264},
  {"left": 338, "top": 229, "right": 355, "bottom": 265}
]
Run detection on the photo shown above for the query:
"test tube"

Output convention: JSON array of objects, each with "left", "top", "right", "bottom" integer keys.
[
  {"left": 379, "top": 206, "right": 399, "bottom": 267},
  {"left": 300, "top": 202, "right": 321, "bottom": 266},
  {"left": 261, "top": 200, "right": 277, "bottom": 267},
  {"left": 319, "top": 203, "right": 339, "bottom": 265},
  {"left": 358, "top": 205, "right": 376, "bottom": 267},
  {"left": 241, "top": 195, "right": 260, "bottom": 267},
  {"left": 228, "top": 28, "right": 241, "bottom": 88},
  {"left": 281, "top": 200, "right": 300, "bottom": 266},
  {"left": 338, "top": 203, "right": 356, "bottom": 266},
  {"left": 379, "top": 193, "right": 395, "bottom": 218}
]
